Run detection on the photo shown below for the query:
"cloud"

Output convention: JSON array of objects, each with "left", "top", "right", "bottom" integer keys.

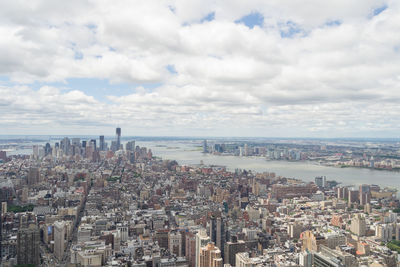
[{"left": 1, "top": 0, "right": 400, "bottom": 137}]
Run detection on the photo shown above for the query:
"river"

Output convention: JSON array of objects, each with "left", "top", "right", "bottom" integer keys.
[
  {"left": 3, "top": 138, "right": 400, "bottom": 189},
  {"left": 137, "top": 141, "right": 400, "bottom": 189}
]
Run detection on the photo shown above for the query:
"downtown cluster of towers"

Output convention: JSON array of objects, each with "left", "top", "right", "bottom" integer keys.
[{"left": 32, "top": 127, "right": 127, "bottom": 159}]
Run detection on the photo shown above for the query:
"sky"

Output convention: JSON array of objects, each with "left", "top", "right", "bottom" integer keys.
[{"left": 1, "top": 0, "right": 400, "bottom": 138}]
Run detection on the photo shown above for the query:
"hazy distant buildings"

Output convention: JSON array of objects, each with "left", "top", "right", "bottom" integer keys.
[
  {"left": 126, "top": 140, "right": 135, "bottom": 151},
  {"left": 126, "top": 140, "right": 136, "bottom": 163},
  {"left": 359, "top": 184, "right": 371, "bottom": 205},
  {"left": 0, "top": 151, "right": 6, "bottom": 162},
  {"left": 90, "top": 139, "right": 97, "bottom": 151},
  {"left": 348, "top": 189, "right": 359, "bottom": 205},
  {"left": 27, "top": 167, "right": 40, "bottom": 185},
  {"left": 315, "top": 176, "right": 326, "bottom": 188},
  {"left": 61, "top": 137, "right": 71, "bottom": 155},
  {"left": 100, "top": 135, "right": 105, "bottom": 151},
  {"left": 44, "top": 142, "right": 51, "bottom": 156},
  {"left": 203, "top": 140, "right": 208, "bottom": 153},
  {"left": 271, "top": 183, "right": 318, "bottom": 199},
  {"left": 116, "top": 127, "right": 121, "bottom": 150}
]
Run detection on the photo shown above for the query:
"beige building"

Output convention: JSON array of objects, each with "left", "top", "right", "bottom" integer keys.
[
  {"left": 350, "top": 214, "right": 366, "bottom": 237},
  {"left": 235, "top": 252, "right": 257, "bottom": 267},
  {"left": 199, "top": 243, "right": 223, "bottom": 267},
  {"left": 77, "top": 250, "right": 103, "bottom": 266},
  {"left": 54, "top": 221, "right": 66, "bottom": 260},
  {"left": 300, "top": 231, "right": 325, "bottom": 252},
  {"left": 169, "top": 231, "right": 183, "bottom": 256},
  {"left": 1, "top": 202, "right": 7, "bottom": 215},
  {"left": 196, "top": 229, "right": 210, "bottom": 267}
]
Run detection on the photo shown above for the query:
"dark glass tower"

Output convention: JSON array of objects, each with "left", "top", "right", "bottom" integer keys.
[
  {"left": 210, "top": 216, "right": 226, "bottom": 259},
  {"left": 116, "top": 127, "right": 121, "bottom": 150},
  {"left": 99, "top": 135, "right": 105, "bottom": 151}
]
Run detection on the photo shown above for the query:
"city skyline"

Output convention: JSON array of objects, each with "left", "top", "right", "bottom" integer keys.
[{"left": 1, "top": 1, "right": 400, "bottom": 137}]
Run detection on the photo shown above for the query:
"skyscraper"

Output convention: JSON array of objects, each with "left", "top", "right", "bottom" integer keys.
[
  {"left": 116, "top": 127, "right": 121, "bottom": 150},
  {"left": 224, "top": 236, "right": 246, "bottom": 266},
  {"left": 359, "top": 184, "right": 371, "bottom": 205},
  {"left": 17, "top": 225, "right": 40, "bottom": 266},
  {"left": 126, "top": 140, "right": 136, "bottom": 163},
  {"left": 315, "top": 176, "right": 326, "bottom": 188},
  {"left": 209, "top": 216, "right": 226, "bottom": 259},
  {"left": 100, "top": 135, "right": 105, "bottom": 151},
  {"left": 60, "top": 137, "right": 71, "bottom": 155},
  {"left": 126, "top": 141, "right": 135, "bottom": 151},
  {"left": 27, "top": 167, "right": 40, "bottom": 185},
  {"left": 199, "top": 243, "right": 223, "bottom": 267},
  {"left": 90, "top": 139, "right": 97, "bottom": 150},
  {"left": 44, "top": 143, "right": 51, "bottom": 156},
  {"left": 203, "top": 140, "right": 208, "bottom": 153},
  {"left": 196, "top": 229, "right": 210, "bottom": 267},
  {"left": 350, "top": 214, "right": 366, "bottom": 237},
  {"left": 169, "top": 231, "right": 183, "bottom": 256},
  {"left": 54, "top": 221, "right": 66, "bottom": 260},
  {"left": 0, "top": 150, "right": 6, "bottom": 162}
]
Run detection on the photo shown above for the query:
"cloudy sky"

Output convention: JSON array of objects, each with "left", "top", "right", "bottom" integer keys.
[{"left": 1, "top": 0, "right": 400, "bottom": 137}]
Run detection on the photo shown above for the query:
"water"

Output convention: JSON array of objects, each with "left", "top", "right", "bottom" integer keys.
[
  {"left": 3, "top": 138, "right": 400, "bottom": 189},
  {"left": 137, "top": 141, "right": 400, "bottom": 189}
]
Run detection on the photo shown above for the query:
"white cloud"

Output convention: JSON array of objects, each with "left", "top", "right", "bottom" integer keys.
[{"left": 1, "top": 0, "right": 400, "bottom": 136}]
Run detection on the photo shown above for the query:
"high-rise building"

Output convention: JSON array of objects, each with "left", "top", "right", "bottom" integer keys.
[
  {"left": 54, "top": 221, "right": 66, "bottom": 260},
  {"left": 359, "top": 184, "right": 371, "bottom": 205},
  {"left": 350, "top": 214, "right": 366, "bottom": 237},
  {"left": 1, "top": 202, "right": 7, "bottom": 215},
  {"left": 0, "top": 150, "right": 6, "bottom": 162},
  {"left": 126, "top": 141, "right": 136, "bottom": 163},
  {"left": 185, "top": 232, "right": 197, "bottom": 267},
  {"left": 196, "top": 229, "right": 210, "bottom": 267},
  {"left": 360, "top": 192, "right": 371, "bottom": 205},
  {"left": 315, "top": 176, "right": 326, "bottom": 188},
  {"left": 17, "top": 225, "right": 40, "bottom": 266},
  {"left": 169, "top": 231, "right": 183, "bottom": 256},
  {"left": 44, "top": 143, "right": 51, "bottom": 156},
  {"left": 90, "top": 139, "right": 97, "bottom": 151},
  {"left": 299, "top": 251, "right": 313, "bottom": 267},
  {"left": 300, "top": 230, "right": 324, "bottom": 252},
  {"left": 348, "top": 189, "right": 359, "bottom": 204},
  {"left": 224, "top": 237, "right": 245, "bottom": 266},
  {"left": 209, "top": 216, "right": 226, "bottom": 259},
  {"left": 71, "top": 138, "right": 81, "bottom": 146},
  {"left": 375, "top": 224, "right": 393, "bottom": 242},
  {"left": 27, "top": 167, "right": 40, "bottom": 185},
  {"left": 126, "top": 140, "right": 135, "bottom": 151},
  {"left": 336, "top": 187, "right": 349, "bottom": 200},
  {"left": 60, "top": 137, "right": 71, "bottom": 155},
  {"left": 288, "top": 222, "right": 302, "bottom": 239},
  {"left": 116, "top": 127, "right": 121, "bottom": 151},
  {"left": 199, "top": 243, "right": 223, "bottom": 267},
  {"left": 100, "top": 135, "right": 105, "bottom": 151},
  {"left": 203, "top": 140, "right": 208, "bottom": 153}
]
